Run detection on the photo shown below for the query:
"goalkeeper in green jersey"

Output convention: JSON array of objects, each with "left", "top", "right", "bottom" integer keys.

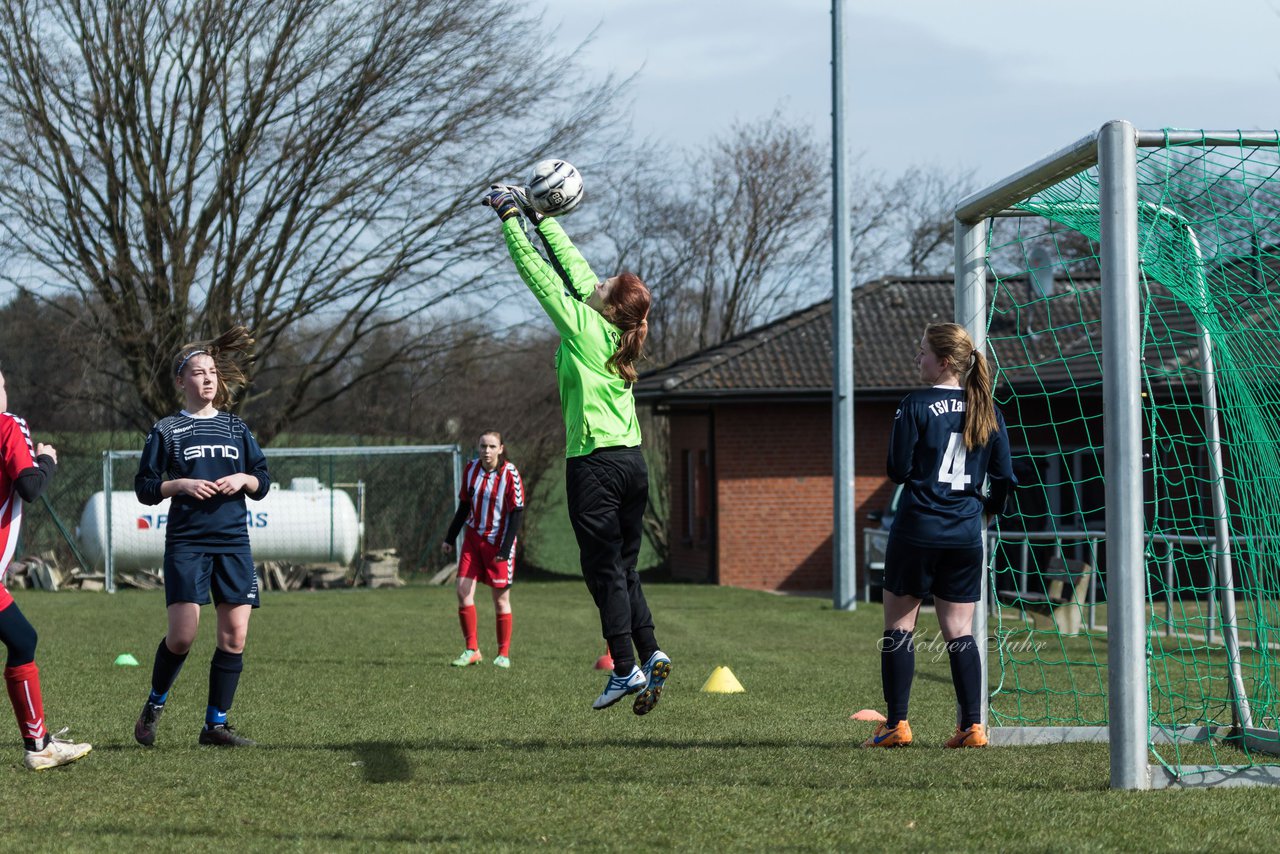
[{"left": 482, "top": 185, "right": 671, "bottom": 715}]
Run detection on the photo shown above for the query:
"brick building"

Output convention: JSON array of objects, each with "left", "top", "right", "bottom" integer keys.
[
  {"left": 634, "top": 269, "right": 1199, "bottom": 592},
  {"left": 636, "top": 248, "right": 1259, "bottom": 594},
  {"left": 635, "top": 276, "right": 963, "bottom": 592}
]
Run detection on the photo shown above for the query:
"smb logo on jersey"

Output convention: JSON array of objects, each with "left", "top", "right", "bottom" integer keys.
[
  {"left": 137, "top": 511, "right": 268, "bottom": 530},
  {"left": 183, "top": 444, "right": 241, "bottom": 461}
]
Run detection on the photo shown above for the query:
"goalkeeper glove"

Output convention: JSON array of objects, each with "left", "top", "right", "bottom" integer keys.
[
  {"left": 482, "top": 186, "right": 521, "bottom": 221},
  {"left": 483, "top": 183, "right": 544, "bottom": 225},
  {"left": 507, "top": 184, "right": 543, "bottom": 225}
]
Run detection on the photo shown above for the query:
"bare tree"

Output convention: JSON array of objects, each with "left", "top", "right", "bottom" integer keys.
[
  {"left": 675, "top": 116, "right": 831, "bottom": 351},
  {"left": 0, "top": 0, "right": 627, "bottom": 437},
  {"left": 580, "top": 114, "right": 832, "bottom": 365},
  {"left": 0, "top": 289, "right": 125, "bottom": 430},
  {"left": 884, "top": 166, "right": 978, "bottom": 276},
  {"left": 588, "top": 114, "right": 829, "bottom": 363},
  {"left": 586, "top": 119, "right": 975, "bottom": 367}
]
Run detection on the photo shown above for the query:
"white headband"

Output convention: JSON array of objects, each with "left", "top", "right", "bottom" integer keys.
[{"left": 176, "top": 349, "right": 208, "bottom": 376}]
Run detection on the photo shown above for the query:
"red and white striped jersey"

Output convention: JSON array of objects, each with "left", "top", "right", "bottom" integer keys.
[
  {"left": 0, "top": 413, "right": 37, "bottom": 580},
  {"left": 459, "top": 459, "right": 525, "bottom": 545}
]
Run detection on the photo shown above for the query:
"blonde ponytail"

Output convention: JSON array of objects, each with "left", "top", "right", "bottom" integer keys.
[{"left": 923, "top": 322, "right": 997, "bottom": 450}]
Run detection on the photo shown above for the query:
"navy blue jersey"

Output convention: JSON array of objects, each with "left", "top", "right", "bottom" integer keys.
[
  {"left": 134, "top": 411, "right": 271, "bottom": 553},
  {"left": 887, "top": 386, "right": 1014, "bottom": 547}
]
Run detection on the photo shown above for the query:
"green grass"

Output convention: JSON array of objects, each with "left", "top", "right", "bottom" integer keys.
[{"left": 7, "top": 584, "right": 1280, "bottom": 851}]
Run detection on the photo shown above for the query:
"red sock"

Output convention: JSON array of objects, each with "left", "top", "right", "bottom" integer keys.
[
  {"left": 496, "top": 612, "right": 513, "bottom": 656},
  {"left": 458, "top": 605, "right": 478, "bottom": 650},
  {"left": 5, "top": 662, "right": 46, "bottom": 750}
]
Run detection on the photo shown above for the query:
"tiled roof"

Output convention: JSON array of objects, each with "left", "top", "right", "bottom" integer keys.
[
  {"left": 636, "top": 262, "right": 1280, "bottom": 404},
  {"left": 638, "top": 234, "right": 1280, "bottom": 407},
  {"left": 635, "top": 276, "right": 958, "bottom": 402}
]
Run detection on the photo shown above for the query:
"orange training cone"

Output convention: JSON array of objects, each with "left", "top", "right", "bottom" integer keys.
[{"left": 594, "top": 650, "right": 614, "bottom": 670}]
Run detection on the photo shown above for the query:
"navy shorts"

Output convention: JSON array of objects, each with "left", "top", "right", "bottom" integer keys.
[
  {"left": 883, "top": 536, "right": 984, "bottom": 603},
  {"left": 163, "top": 551, "right": 260, "bottom": 608}
]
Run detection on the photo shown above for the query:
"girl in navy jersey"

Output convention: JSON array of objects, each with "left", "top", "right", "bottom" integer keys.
[
  {"left": 863, "top": 322, "right": 1014, "bottom": 750},
  {"left": 0, "top": 369, "right": 92, "bottom": 770},
  {"left": 133, "top": 327, "right": 271, "bottom": 748},
  {"left": 442, "top": 430, "right": 524, "bottom": 669}
]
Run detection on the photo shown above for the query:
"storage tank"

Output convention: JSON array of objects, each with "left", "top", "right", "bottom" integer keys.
[{"left": 78, "top": 479, "right": 360, "bottom": 571}]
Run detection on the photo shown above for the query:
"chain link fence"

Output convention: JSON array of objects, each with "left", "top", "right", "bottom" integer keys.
[{"left": 17, "top": 437, "right": 461, "bottom": 592}]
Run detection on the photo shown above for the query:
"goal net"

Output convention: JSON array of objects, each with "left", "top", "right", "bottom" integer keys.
[{"left": 958, "top": 124, "right": 1280, "bottom": 788}]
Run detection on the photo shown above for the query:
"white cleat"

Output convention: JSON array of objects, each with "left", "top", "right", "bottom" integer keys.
[
  {"left": 633, "top": 651, "right": 672, "bottom": 716},
  {"left": 592, "top": 665, "right": 646, "bottom": 710},
  {"left": 24, "top": 730, "right": 92, "bottom": 771}
]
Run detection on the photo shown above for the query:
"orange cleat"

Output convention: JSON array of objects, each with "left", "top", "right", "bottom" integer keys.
[
  {"left": 862, "top": 719, "right": 913, "bottom": 748},
  {"left": 944, "top": 723, "right": 988, "bottom": 749}
]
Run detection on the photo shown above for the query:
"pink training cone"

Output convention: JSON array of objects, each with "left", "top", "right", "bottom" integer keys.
[{"left": 851, "top": 708, "right": 887, "bottom": 722}]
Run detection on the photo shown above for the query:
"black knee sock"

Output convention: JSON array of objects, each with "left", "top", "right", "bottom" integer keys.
[
  {"left": 882, "top": 629, "right": 914, "bottom": 726},
  {"left": 149, "top": 638, "right": 188, "bottom": 704},
  {"left": 632, "top": 627, "right": 658, "bottom": 664},
  {"left": 206, "top": 648, "right": 243, "bottom": 725},
  {"left": 607, "top": 634, "right": 635, "bottom": 676},
  {"left": 947, "top": 635, "right": 983, "bottom": 729}
]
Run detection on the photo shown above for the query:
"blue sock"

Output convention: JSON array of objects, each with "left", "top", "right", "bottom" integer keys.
[
  {"left": 147, "top": 689, "right": 169, "bottom": 706},
  {"left": 882, "top": 629, "right": 915, "bottom": 726},
  {"left": 205, "top": 706, "right": 228, "bottom": 728},
  {"left": 947, "top": 634, "right": 983, "bottom": 729}
]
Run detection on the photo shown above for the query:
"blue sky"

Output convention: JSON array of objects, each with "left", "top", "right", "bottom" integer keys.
[{"left": 540, "top": 0, "right": 1280, "bottom": 187}]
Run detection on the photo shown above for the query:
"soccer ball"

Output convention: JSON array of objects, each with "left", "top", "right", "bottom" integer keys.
[{"left": 526, "top": 159, "right": 584, "bottom": 216}]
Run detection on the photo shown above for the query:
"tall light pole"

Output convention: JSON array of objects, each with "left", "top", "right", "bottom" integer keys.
[{"left": 831, "top": 0, "right": 856, "bottom": 610}]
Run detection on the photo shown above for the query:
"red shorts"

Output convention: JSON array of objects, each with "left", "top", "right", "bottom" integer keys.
[{"left": 457, "top": 527, "right": 514, "bottom": 589}]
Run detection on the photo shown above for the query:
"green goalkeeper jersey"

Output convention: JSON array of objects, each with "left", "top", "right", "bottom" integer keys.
[{"left": 502, "top": 217, "right": 642, "bottom": 458}]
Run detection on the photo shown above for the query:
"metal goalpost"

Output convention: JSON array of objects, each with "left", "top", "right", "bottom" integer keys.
[{"left": 953, "top": 119, "right": 1280, "bottom": 790}]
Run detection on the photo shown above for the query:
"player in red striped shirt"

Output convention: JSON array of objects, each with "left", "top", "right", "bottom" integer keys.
[
  {"left": 442, "top": 431, "right": 525, "bottom": 668},
  {"left": 0, "top": 369, "right": 92, "bottom": 770}
]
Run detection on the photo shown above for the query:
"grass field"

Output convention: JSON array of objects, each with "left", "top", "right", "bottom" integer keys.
[{"left": 7, "top": 582, "right": 1280, "bottom": 852}]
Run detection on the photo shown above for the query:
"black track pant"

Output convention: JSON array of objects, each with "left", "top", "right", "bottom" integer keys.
[{"left": 566, "top": 447, "right": 654, "bottom": 645}]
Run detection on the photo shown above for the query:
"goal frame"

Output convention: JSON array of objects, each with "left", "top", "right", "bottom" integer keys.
[{"left": 953, "top": 120, "right": 1280, "bottom": 790}]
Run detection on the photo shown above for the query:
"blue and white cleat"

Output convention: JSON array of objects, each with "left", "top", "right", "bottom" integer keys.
[
  {"left": 633, "top": 650, "right": 672, "bottom": 716},
  {"left": 592, "top": 665, "right": 646, "bottom": 710}
]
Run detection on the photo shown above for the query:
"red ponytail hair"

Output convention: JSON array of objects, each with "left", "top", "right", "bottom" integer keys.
[{"left": 604, "top": 272, "right": 650, "bottom": 384}]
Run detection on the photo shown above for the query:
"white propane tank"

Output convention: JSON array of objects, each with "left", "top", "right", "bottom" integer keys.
[{"left": 77, "top": 480, "right": 360, "bottom": 571}]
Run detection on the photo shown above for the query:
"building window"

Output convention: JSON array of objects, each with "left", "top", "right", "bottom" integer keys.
[
  {"left": 682, "top": 450, "right": 695, "bottom": 543},
  {"left": 696, "top": 449, "right": 710, "bottom": 543},
  {"left": 680, "top": 448, "right": 710, "bottom": 545}
]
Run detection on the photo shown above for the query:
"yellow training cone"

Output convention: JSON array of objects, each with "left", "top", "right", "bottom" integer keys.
[{"left": 701, "top": 666, "right": 745, "bottom": 694}]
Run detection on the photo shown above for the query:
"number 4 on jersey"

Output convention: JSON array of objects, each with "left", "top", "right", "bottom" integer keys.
[{"left": 938, "top": 432, "right": 971, "bottom": 491}]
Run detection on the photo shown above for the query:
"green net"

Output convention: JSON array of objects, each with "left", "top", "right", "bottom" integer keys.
[{"left": 984, "top": 130, "right": 1280, "bottom": 777}]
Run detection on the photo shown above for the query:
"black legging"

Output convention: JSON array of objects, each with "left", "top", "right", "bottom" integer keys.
[{"left": 565, "top": 447, "right": 656, "bottom": 665}]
